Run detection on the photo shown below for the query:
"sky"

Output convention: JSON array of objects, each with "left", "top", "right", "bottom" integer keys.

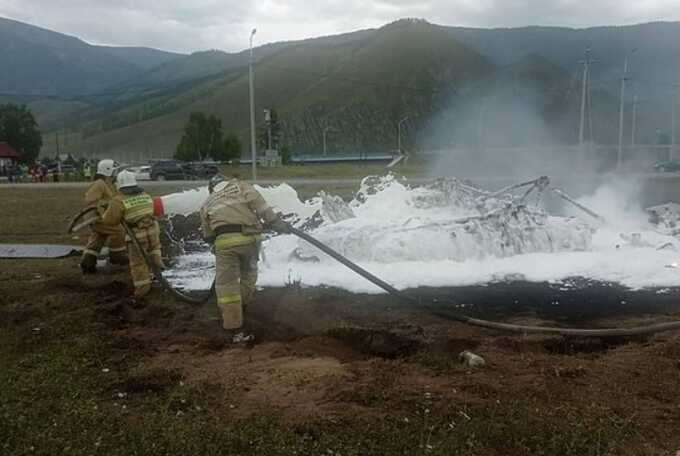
[{"left": 1, "top": 0, "right": 679, "bottom": 54}]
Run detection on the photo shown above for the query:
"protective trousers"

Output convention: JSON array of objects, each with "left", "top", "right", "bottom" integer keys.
[
  {"left": 81, "top": 227, "right": 127, "bottom": 269},
  {"left": 127, "top": 222, "right": 163, "bottom": 298},
  {"left": 214, "top": 233, "right": 260, "bottom": 330}
]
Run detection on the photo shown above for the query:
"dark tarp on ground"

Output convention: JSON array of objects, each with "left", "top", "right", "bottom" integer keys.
[{"left": 0, "top": 244, "right": 83, "bottom": 259}]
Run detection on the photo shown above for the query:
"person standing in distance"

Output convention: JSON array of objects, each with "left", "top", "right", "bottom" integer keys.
[{"left": 200, "top": 174, "right": 289, "bottom": 340}]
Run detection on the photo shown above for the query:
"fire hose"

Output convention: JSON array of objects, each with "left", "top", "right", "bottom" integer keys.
[
  {"left": 288, "top": 226, "right": 680, "bottom": 337},
  {"left": 114, "top": 213, "right": 680, "bottom": 337},
  {"left": 121, "top": 221, "right": 213, "bottom": 305}
]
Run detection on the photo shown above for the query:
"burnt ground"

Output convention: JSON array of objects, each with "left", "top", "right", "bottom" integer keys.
[{"left": 3, "top": 255, "right": 680, "bottom": 455}]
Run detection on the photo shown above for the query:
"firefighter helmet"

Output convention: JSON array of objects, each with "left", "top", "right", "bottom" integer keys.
[
  {"left": 208, "top": 174, "right": 227, "bottom": 194},
  {"left": 115, "top": 169, "right": 138, "bottom": 190},
  {"left": 96, "top": 159, "right": 117, "bottom": 177}
]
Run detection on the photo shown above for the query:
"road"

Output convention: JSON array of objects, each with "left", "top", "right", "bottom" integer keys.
[
  {"left": 4, "top": 172, "right": 680, "bottom": 188},
  {"left": 4, "top": 173, "right": 680, "bottom": 207},
  {"left": 0, "top": 178, "right": 367, "bottom": 189}
]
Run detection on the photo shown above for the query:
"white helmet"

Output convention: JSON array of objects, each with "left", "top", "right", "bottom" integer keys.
[
  {"left": 115, "top": 169, "right": 138, "bottom": 190},
  {"left": 96, "top": 159, "right": 117, "bottom": 177}
]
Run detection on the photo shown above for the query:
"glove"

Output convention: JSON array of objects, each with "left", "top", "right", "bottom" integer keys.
[{"left": 268, "top": 218, "right": 291, "bottom": 234}]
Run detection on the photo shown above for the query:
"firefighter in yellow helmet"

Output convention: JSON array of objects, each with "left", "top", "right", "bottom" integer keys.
[
  {"left": 101, "top": 170, "right": 164, "bottom": 300},
  {"left": 80, "top": 159, "right": 127, "bottom": 274},
  {"left": 200, "top": 174, "right": 289, "bottom": 339}
]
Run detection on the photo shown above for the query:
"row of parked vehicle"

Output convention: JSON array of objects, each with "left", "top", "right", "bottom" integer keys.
[{"left": 125, "top": 160, "right": 220, "bottom": 181}]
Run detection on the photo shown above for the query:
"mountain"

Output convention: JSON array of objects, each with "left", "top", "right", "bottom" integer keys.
[
  {"left": 3, "top": 17, "right": 676, "bottom": 160},
  {"left": 43, "top": 19, "right": 495, "bottom": 160},
  {"left": 447, "top": 22, "right": 680, "bottom": 92},
  {"left": 0, "top": 16, "right": 182, "bottom": 96}
]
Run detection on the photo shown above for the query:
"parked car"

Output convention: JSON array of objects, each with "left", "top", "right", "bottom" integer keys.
[
  {"left": 127, "top": 165, "right": 151, "bottom": 181},
  {"left": 653, "top": 160, "right": 680, "bottom": 172},
  {"left": 182, "top": 162, "right": 220, "bottom": 179},
  {"left": 150, "top": 160, "right": 186, "bottom": 181}
]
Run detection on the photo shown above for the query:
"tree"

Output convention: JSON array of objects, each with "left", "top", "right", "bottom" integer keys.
[
  {"left": 215, "top": 132, "right": 242, "bottom": 162},
  {"left": 0, "top": 104, "right": 42, "bottom": 163},
  {"left": 280, "top": 145, "right": 292, "bottom": 165},
  {"left": 175, "top": 112, "right": 225, "bottom": 161}
]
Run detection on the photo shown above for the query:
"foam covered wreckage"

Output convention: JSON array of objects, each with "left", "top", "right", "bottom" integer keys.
[
  {"left": 290, "top": 176, "right": 593, "bottom": 264},
  {"left": 156, "top": 175, "right": 598, "bottom": 265}
]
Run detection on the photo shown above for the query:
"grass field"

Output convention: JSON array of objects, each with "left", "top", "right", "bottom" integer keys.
[{"left": 2, "top": 185, "right": 680, "bottom": 455}]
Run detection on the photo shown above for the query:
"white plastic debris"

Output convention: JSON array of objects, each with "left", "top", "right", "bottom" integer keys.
[
  {"left": 232, "top": 333, "right": 255, "bottom": 344},
  {"left": 459, "top": 350, "right": 486, "bottom": 367}
]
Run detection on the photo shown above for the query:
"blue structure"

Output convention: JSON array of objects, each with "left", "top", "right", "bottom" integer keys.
[{"left": 239, "top": 153, "right": 396, "bottom": 165}]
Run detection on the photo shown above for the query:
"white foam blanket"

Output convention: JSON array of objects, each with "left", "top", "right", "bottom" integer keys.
[{"left": 164, "top": 176, "right": 680, "bottom": 293}]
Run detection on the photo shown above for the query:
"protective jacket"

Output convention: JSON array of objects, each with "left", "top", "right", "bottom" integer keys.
[
  {"left": 103, "top": 192, "right": 156, "bottom": 227},
  {"left": 85, "top": 178, "right": 121, "bottom": 235},
  {"left": 200, "top": 179, "right": 278, "bottom": 239},
  {"left": 101, "top": 189, "right": 162, "bottom": 298}
]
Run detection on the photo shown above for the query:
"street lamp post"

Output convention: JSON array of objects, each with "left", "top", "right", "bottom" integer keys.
[
  {"left": 249, "top": 28, "right": 257, "bottom": 180},
  {"left": 323, "top": 126, "right": 337, "bottom": 156},
  {"left": 618, "top": 49, "right": 637, "bottom": 170},
  {"left": 631, "top": 93, "right": 638, "bottom": 148},
  {"left": 673, "top": 83, "right": 678, "bottom": 161},
  {"left": 398, "top": 116, "right": 409, "bottom": 155}
]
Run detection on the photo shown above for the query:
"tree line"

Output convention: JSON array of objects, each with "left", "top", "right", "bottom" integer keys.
[
  {"left": 175, "top": 112, "right": 242, "bottom": 162},
  {"left": 0, "top": 103, "right": 42, "bottom": 163}
]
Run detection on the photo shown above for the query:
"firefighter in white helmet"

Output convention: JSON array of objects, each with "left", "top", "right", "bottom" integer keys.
[
  {"left": 200, "top": 174, "right": 289, "bottom": 338},
  {"left": 80, "top": 159, "right": 127, "bottom": 273},
  {"left": 101, "top": 170, "right": 164, "bottom": 300}
]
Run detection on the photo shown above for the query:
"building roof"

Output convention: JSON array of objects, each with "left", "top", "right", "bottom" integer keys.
[{"left": 0, "top": 142, "right": 20, "bottom": 159}]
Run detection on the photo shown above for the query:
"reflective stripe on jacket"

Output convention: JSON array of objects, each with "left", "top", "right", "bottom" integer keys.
[
  {"left": 101, "top": 191, "right": 155, "bottom": 229},
  {"left": 214, "top": 233, "right": 262, "bottom": 249},
  {"left": 122, "top": 194, "right": 154, "bottom": 225}
]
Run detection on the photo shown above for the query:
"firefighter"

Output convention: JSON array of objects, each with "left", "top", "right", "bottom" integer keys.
[
  {"left": 101, "top": 170, "right": 164, "bottom": 300},
  {"left": 200, "top": 174, "right": 289, "bottom": 338},
  {"left": 80, "top": 159, "right": 127, "bottom": 274}
]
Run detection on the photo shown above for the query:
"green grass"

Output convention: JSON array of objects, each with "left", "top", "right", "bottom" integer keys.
[{"left": 0, "top": 314, "right": 641, "bottom": 456}]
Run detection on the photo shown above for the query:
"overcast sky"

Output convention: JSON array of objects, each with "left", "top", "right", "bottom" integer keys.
[{"left": 1, "top": 1, "right": 679, "bottom": 54}]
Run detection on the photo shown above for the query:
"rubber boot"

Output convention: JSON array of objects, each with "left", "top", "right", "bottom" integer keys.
[
  {"left": 109, "top": 251, "right": 129, "bottom": 266},
  {"left": 80, "top": 253, "right": 98, "bottom": 274}
]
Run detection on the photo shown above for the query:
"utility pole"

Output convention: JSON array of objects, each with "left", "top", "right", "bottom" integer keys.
[
  {"left": 579, "top": 48, "right": 595, "bottom": 147},
  {"left": 398, "top": 116, "right": 409, "bottom": 155},
  {"left": 672, "top": 83, "right": 678, "bottom": 161},
  {"left": 631, "top": 92, "right": 638, "bottom": 148},
  {"left": 249, "top": 28, "right": 257, "bottom": 180},
  {"left": 323, "top": 126, "right": 336, "bottom": 156},
  {"left": 617, "top": 54, "right": 632, "bottom": 169},
  {"left": 264, "top": 108, "right": 272, "bottom": 150}
]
